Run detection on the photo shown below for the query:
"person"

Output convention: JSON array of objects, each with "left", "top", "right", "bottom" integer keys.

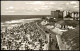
[
  {"left": 51, "top": 38, "right": 54, "bottom": 45},
  {"left": 55, "top": 43, "right": 59, "bottom": 49},
  {"left": 8, "top": 40, "right": 12, "bottom": 50}
]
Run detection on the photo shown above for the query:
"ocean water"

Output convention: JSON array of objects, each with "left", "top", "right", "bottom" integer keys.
[{"left": 1, "top": 18, "right": 41, "bottom": 30}]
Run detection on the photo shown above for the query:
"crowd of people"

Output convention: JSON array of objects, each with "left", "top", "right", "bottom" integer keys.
[{"left": 1, "top": 21, "right": 49, "bottom": 50}]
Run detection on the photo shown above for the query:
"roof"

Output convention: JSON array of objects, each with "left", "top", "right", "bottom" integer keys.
[{"left": 56, "top": 20, "right": 66, "bottom": 25}]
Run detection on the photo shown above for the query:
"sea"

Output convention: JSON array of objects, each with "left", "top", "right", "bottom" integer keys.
[{"left": 1, "top": 15, "right": 50, "bottom": 31}]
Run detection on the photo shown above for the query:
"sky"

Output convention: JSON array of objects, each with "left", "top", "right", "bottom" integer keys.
[{"left": 1, "top": 1, "right": 79, "bottom": 15}]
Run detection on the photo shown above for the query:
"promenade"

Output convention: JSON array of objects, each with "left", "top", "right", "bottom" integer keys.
[{"left": 38, "top": 22, "right": 67, "bottom": 50}]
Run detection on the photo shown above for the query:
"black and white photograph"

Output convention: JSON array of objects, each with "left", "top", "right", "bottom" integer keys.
[{"left": 1, "top": 1, "right": 79, "bottom": 50}]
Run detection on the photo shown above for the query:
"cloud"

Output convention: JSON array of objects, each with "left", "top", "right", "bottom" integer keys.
[{"left": 1, "top": 1, "right": 79, "bottom": 15}]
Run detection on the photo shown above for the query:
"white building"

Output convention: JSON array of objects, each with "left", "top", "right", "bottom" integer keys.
[
  {"left": 63, "top": 11, "right": 69, "bottom": 18},
  {"left": 71, "top": 12, "right": 75, "bottom": 18}
]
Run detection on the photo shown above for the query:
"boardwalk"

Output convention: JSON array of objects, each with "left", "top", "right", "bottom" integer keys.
[
  {"left": 51, "top": 27, "right": 66, "bottom": 50},
  {"left": 37, "top": 22, "right": 67, "bottom": 50},
  {"left": 37, "top": 22, "right": 59, "bottom": 50},
  {"left": 56, "top": 35, "right": 66, "bottom": 50}
]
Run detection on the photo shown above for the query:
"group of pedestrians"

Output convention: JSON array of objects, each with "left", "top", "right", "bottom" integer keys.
[{"left": 1, "top": 21, "right": 49, "bottom": 50}]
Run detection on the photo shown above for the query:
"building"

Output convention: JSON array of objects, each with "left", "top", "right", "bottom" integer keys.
[
  {"left": 71, "top": 12, "right": 75, "bottom": 18},
  {"left": 74, "top": 12, "right": 79, "bottom": 20},
  {"left": 63, "top": 11, "right": 75, "bottom": 20},
  {"left": 63, "top": 11, "right": 69, "bottom": 18},
  {"left": 55, "top": 20, "right": 67, "bottom": 29},
  {"left": 51, "top": 10, "right": 63, "bottom": 20}
]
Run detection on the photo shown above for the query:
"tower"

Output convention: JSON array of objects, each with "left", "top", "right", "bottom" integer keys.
[{"left": 51, "top": 10, "right": 63, "bottom": 20}]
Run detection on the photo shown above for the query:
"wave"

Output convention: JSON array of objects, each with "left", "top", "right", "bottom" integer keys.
[{"left": 1, "top": 18, "right": 41, "bottom": 29}]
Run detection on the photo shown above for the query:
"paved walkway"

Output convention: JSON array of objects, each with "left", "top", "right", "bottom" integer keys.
[
  {"left": 42, "top": 26, "right": 66, "bottom": 50},
  {"left": 56, "top": 34, "right": 66, "bottom": 50},
  {"left": 37, "top": 23, "right": 59, "bottom": 50},
  {"left": 36, "top": 22, "right": 67, "bottom": 50},
  {"left": 51, "top": 27, "right": 66, "bottom": 50}
]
